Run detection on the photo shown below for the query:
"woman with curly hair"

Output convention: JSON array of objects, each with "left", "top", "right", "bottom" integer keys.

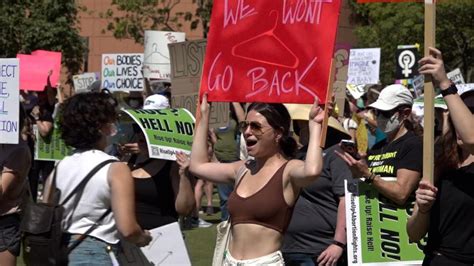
[{"left": 43, "top": 92, "right": 151, "bottom": 265}]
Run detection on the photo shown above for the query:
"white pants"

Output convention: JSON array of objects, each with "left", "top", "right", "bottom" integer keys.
[{"left": 223, "top": 249, "right": 285, "bottom": 265}]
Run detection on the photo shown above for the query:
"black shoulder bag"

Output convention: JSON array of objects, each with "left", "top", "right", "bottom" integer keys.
[{"left": 21, "top": 159, "right": 116, "bottom": 266}]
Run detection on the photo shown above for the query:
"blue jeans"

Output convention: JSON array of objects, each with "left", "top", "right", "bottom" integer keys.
[
  {"left": 217, "top": 183, "right": 234, "bottom": 221},
  {"left": 66, "top": 235, "right": 115, "bottom": 266},
  {"left": 283, "top": 253, "right": 315, "bottom": 266}
]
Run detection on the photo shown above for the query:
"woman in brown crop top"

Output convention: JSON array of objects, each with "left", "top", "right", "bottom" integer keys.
[{"left": 186, "top": 94, "right": 325, "bottom": 264}]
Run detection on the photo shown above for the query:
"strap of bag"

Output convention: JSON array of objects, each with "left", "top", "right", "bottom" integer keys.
[
  {"left": 58, "top": 159, "right": 116, "bottom": 206},
  {"left": 66, "top": 208, "right": 112, "bottom": 253}
]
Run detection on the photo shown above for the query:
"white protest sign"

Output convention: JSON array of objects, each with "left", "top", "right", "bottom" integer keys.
[
  {"left": 143, "top": 31, "right": 186, "bottom": 79},
  {"left": 347, "top": 48, "right": 381, "bottom": 86},
  {"left": 0, "top": 59, "right": 20, "bottom": 144},
  {"left": 447, "top": 68, "right": 465, "bottom": 85},
  {"left": 412, "top": 75, "right": 424, "bottom": 98},
  {"left": 101, "top": 54, "right": 144, "bottom": 91},
  {"left": 346, "top": 84, "right": 367, "bottom": 100},
  {"left": 73, "top": 72, "right": 98, "bottom": 93},
  {"left": 457, "top": 83, "right": 474, "bottom": 96},
  {"left": 141, "top": 222, "right": 191, "bottom": 265}
]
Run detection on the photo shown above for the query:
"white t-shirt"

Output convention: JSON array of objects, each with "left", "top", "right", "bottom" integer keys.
[
  {"left": 343, "top": 118, "right": 358, "bottom": 132},
  {"left": 55, "top": 149, "right": 118, "bottom": 244}
]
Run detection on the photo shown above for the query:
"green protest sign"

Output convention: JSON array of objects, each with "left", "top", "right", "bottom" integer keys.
[
  {"left": 35, "top": 124, "right": 73, "bottom": 161},
  {"left": 122, "top": 108, "right": 195, "bottom": 161},
  {"left": 345, "top": 179, "right": 426, "bottom": 265}
]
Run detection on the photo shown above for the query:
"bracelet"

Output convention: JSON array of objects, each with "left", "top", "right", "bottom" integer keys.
[
  {"left": 440, "top": 83, "right": 457, "bottom": 97},
  {"left": 333, "top": 240, "right": 346, "bottom": 248}
]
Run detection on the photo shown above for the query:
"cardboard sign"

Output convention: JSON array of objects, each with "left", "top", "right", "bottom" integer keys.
[
  {"left": 122, "top": 108, "right": 195, "bottom": 161},
  {"left": 31, "top": 50, "right": 62, "bottom": 86},
  {"left": 73, "top": 72, "right": 99, "bottom": 93},
  {"left": 143, "top": 31, "right": 186, "bottom": 79},
  {"left": 101, "top": 54, "right": 144, "bottom": 91},
  {"left": 347, "top": 48, "right": 381, "bottom": 86},
  {"left": 345, "top": 179, "right": 425, "bottom": 266},
  {"left": 395, "top": 46, "right": 420, "bottom": 80},
  {"left": 447, "top": 68, "right": 465, "bottom": 85},
  {"left": 35, "top": 123, "right": 73, "bottom": 161},
  {"left": 0, "top": 59, "right": 20, "bottom": 144},
  {"left": 334, "top": 44, "right": 352, "bottom": 118},
  {"left": 169, "top": 40, "right": 230, "bottom": 127},
  {"left": 201, "top": 0, "right": 342, "bottom": 104},
  {"left": 140, "top": 222, "right": 191, "bottom": 265}
]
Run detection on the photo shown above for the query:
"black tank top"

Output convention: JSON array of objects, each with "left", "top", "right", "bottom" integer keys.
[{"left": 133, "top": 161, "right": 177, "bottom": 230}]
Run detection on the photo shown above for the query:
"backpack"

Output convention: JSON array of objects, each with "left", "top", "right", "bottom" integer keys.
[{"left": 20, "top": 159, "right": 116, "bottom": 265}]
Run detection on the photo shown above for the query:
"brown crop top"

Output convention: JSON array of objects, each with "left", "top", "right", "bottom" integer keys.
[{"left": 227, "top": 161, "right": 294, "bottom": 233}]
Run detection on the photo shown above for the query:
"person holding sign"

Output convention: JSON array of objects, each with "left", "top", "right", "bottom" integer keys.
[
  {"left": 43, "top": 92, "right": 151, "bottom": 264},
  {"left": 0, "top": 107, "right": 31, "bottom": 266},
  {"left": 336, "top": 84, "right": 423, "bottom": 206},
  {"left": 407, "top": 48, "right": 474, "bottom": 266},
  {"left": 188, "top": 94, "right": 325, "bottom": 264}
]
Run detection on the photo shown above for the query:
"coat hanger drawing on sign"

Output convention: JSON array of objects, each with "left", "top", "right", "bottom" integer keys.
[{"left": 231, "top": 10, "right": 299, "bottom": 69}]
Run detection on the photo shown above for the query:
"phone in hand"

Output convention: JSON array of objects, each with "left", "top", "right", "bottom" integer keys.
[{"left": 340, "top": 140, "right": 360, "bottom": 160}]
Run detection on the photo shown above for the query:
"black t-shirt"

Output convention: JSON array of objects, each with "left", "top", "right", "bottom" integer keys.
[
  {"left": 282, "top": 144, "right": 352, "bottom": 255},
  {"left": 133, "top": 161, "right": 178, "bottom": 230},
  {"left": 425, "top": 163, "right": 474, "bottom": 263},
  {"left": 367, "top": 131, "right": 422, "bottom": 178}
]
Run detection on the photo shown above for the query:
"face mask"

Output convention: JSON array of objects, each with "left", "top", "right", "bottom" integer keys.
[{"left": 377, "top": 112, "right": 401, "bottom": 134}]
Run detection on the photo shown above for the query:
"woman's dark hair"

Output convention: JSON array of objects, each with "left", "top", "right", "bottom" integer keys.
[
  {"left": 58, "top": 92, "right": 117, "bottom": 149},
  {"left": 434, "top": 117, "right": 461, "bottom": 182},
  {"left": 247, "top": 102, "right": 297, "bottom": 158}
]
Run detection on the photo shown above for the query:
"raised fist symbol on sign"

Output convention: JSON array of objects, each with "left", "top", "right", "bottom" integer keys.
[{"left": 398, "top": 50, "right": 416, "bottom": 78}]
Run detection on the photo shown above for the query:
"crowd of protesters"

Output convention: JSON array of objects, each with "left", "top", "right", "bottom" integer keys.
[{"left": 1, "top": 47, "right": 473, "bottom": 266}]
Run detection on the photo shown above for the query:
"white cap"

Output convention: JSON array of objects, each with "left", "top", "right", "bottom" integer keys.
[
  {"left": 143, "top": 94, "right": 170, "bottom": 110},
  {"left": 369, "top": 84, "right": 413, "bottom": 111}
]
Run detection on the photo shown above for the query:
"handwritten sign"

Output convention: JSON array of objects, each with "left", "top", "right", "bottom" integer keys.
[
  {"left": 0, "top": 59, "right": 19, "bottom": 144},
  {"left": 73, "top": 72, "right": 99, "bottom": 93},
  {"left": 143, "top": 31, "right": 186, "bottom": 79},
  {"left": 201, "top": 0, "right": 342, "bottom": 104},
  {"left": 447, "top": 68, "right": 465, "bottom": 85},
  {"left": 347, "top": 48, "right": 381, "bottom": 86},
  {"left": 101, "top": 54, "right": 144, "bottom": 91},
  {"left": 122, "top": 108, "right": 195, "bottom": 161},
  {"left": 169, "top": 40, "right": 229, "bottom": 127}
]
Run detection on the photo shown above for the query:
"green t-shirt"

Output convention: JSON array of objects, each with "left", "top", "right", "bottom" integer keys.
[{"left": 214, "top": 119, "right": 239, "bottom": 162}]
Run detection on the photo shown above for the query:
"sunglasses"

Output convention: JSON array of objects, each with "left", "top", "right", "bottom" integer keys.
[{"left": 238, "top": 121, "right": 271, "bottom": 135}]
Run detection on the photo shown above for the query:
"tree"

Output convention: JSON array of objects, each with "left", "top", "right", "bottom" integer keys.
[
  {"left": 349, "top": 0, "right": 474, "bottom": 84},
  {"left": 103, "top": 0, "right": 213, "bottom": 44},
  {"left": 0, "top": 0, "right": 86, "bottom": 77}
]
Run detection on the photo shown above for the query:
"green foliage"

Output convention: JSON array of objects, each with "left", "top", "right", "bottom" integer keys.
[
  {"left": 349, "top": 0, "right": 474, "bottom": 84},
  {"left": 103, "top": 0, "right": 214, "bottom": 43},
  {"left": 0, "top": 0, "right": 86, "bottom": 76}
]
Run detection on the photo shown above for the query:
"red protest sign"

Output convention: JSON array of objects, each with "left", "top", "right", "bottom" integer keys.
[
  {"left": 31, "top": 50, "right": 62, "bottom": 86},
  {"left": 200, "top": 0, "right": 342, "bottom": 104}
]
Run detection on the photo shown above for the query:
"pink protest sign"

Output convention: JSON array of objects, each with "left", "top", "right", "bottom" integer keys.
[
  {"left": 16, "top": 51, "right": 62, "bottom": 91},
  {"left": 200, "top": 0, "right": 342, "bottom": 104},
  {"left": 31, "top": 50, "right": 62, "bottom": 86}
]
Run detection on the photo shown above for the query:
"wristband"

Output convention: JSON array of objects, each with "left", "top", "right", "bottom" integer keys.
[
  {"left": 333, "top": 240, "right": 346, "bottom": 248},
  {"left": 440, "top": 83, "right": 457, "bottom": 97}
]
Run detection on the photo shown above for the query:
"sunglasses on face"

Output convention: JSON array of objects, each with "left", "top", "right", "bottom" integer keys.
[{"left": 238, "top": 121, "right": 270, "bottom": 135}]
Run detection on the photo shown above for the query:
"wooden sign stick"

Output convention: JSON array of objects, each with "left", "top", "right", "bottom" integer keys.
[
  {"left": 423, "top": 0, "right": 436, "bottom": 183},
  {"left": 320, "top": 59, "right": 336, "bottom": 148}
]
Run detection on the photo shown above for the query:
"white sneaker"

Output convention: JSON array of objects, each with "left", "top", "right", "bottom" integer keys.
[{"left": 192, "top": 218, "right": 212, "bottom": 228}]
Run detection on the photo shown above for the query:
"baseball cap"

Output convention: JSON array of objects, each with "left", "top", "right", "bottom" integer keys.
[
  {"left": 369, "top": 84, "right": 413, "bottom": 111},
  {"left": 143, "top": 94, "right": 170, "bottom": 110}
]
